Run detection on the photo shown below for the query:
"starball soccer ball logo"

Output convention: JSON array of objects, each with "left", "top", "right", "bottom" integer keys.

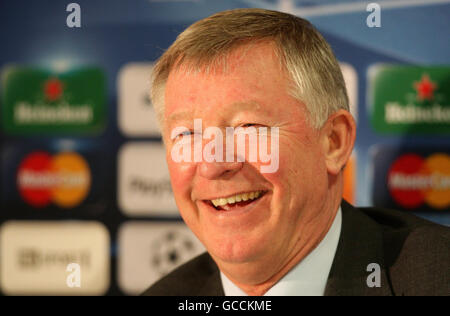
[
  {"left": 16, "top": 151, "right": 91, "bottom": 208},
  {"left": 387, "top": 153, "right": 450, "bottom": 209}
]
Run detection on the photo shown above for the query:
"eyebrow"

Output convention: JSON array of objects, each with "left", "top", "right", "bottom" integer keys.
[
  {"left": 167, "top": 101, "right": 264, "bottom": 123},
  {"left": 167, "top": 111, "right": 192, "bottom": 123}
]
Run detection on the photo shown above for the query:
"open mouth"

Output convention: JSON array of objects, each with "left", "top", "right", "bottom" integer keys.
[{"left": 204, "top": 190, "right": 267, "bottom": 211}]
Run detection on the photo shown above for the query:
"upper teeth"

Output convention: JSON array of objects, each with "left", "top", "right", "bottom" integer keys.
[{"left": 211, "top": 191, "right": 262, "bottom": 207}]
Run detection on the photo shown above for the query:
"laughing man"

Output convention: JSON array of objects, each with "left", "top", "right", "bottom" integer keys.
[{"left": 142, "top": 8, "right": 450, "bottom": 296}]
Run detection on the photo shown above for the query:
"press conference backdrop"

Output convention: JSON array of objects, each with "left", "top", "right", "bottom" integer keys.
[{"left": 0, "top": 0, "right": 449, "bottom": 296}]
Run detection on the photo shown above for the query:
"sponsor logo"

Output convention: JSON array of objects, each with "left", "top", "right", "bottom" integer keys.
[
  {"left": 150, "top": 229, "right": 200, "bottom": 276},
  {"left": 369, "top": 65, "right": 450, "bottom": 134},
  {"left": 18, "top": 248, "right": 90, "bottom": 269},
  {"left": 17, "top": 151, "right": 91, "bottom": 208},
  {"left": 387, "top": 153, "right": 450, "bottom": 209},
  {"left": 118, "top": 221, "right": 204, "bottom": 295},
  {"left": 129, "top": 177, "right": 172, "bottom": 196},
  {"left": 1, "top": 66, "right": 105, "bottom": 134},
  {"left": 0, "top": 221, "right": 109, "bottom": 295},
  {"left": 118, "top": 63, "right": 161, "bottom": 136},
  {"left": 118, "top": 142, "right": 178, "bottom": 216}
]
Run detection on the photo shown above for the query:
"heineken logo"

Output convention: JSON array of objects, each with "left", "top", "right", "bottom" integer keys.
[
  {"left": 385, "top": 103, "right": 450, "bottom": 124},
  {"left": 369, "top": 65, "right": 450, "bottom": 134},
  {"left": 44, "top": 77, "right": 64, "bottom": 101},
  {"left": 414, "top": 74, "right": 437, "bottom": 101},
  {"left": 1, "top": 66, "right": 106, "bottom": 134},
  {"left": 14, "top": 102, "right": 93, "bottom": 124}
]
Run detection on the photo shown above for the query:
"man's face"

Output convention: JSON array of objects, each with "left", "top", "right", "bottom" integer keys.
[{"left": 163, "top": 42, "right": 331, "bottom": 271}]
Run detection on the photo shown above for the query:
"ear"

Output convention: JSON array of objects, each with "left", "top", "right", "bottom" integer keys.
[{"left": 320, "top": 110, "right": 356, "bottom": 176}]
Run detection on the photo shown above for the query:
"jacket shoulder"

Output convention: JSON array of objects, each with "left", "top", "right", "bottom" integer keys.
[
  {"left": 359, "top": 205, "right": 450, "bottom": 252},
  {"left": 141, "top": 252, "right": 222, "bottom": 296},
  {"left": 355, "top": 204, "right": 450, "bottom": 295}
]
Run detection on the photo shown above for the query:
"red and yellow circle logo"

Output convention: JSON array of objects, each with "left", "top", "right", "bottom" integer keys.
[
  {"left": 17, "top": 151, "right": 91, "bottom": 208},
  {"left": 387, "top": 153, "right": 450, "bottom": 209}
]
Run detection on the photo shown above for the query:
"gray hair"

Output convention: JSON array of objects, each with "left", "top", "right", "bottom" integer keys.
[{"left": 151, "top": 8, "right": 349, "bottom": 129}]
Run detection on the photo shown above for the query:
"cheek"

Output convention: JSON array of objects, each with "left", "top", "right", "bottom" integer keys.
[
  {"left": 166, "top": 159, "right": 201, "bottom": 231},
  {"left": 276, "top": 138, "right": 310, "bottom": 181},
  {"left": 271, "top": 139, "right": 326, "bottom": 202},
  {"left": 166, "top": 154, "right": 196, "bottom": 198}
]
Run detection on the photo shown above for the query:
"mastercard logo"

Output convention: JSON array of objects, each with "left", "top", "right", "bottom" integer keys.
[
  {"left": 16, "top": 151, "right": 91, "bottom": 208},
  {"left": 387, "top": 153, "right": 450, "bottom": 209}
]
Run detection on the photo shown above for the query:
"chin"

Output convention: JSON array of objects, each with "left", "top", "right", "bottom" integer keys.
[{"left": 206, "top": 234, "right": 267, "bottom": 264}]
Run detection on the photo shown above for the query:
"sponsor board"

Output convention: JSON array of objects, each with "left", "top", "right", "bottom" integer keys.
[
  {"left": 1, "top": 65, "right": 106, "bottom": 135},
  {"left": 118, "top": 142, "right": 178, "bottom": 217},
  {"left": 371, "top": 146, "right": 450, "bottom": 211},
  {"left": 368, "top": 65, "right": 450, "bottom": 134},
  {"left": 118, "top": 63, "right": 161, "bottom": 137},
  {"left": 118, "top": 221, "right": 205, "bottom": 295},
  {"left": 0, "top": 221, "right": 110, "bottom": 295}
]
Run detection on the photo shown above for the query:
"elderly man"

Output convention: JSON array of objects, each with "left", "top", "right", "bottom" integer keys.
[{"left": 142, "top": 8, "right": 449, "bottom": 296}]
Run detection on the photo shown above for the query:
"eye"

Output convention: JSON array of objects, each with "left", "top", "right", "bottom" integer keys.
[
  {"left": 179, "top": 130, "right": 192, "bottom": 136},
  {"left": 241, "top": 123, "right": 259, "bottom": 128},
  {"left": 173, "top": 130, "right": 193, "bottom": 142}
]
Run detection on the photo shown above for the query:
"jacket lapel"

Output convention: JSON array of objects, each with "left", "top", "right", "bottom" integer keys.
[
  {"left": 194, "top": 254, "right": 225, "bottom": 296},
  {"left": 324, "top": 201, "right": 393, "bottom": 296}
]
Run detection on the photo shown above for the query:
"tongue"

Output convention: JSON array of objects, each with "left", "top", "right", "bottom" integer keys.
[{"left": 218, "top": 199, "right": 255, "bottom": 211}]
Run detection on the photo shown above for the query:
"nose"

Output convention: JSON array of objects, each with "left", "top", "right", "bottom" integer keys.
[{"left": 198, "top": 161, "right": 243, "bottom": 179}]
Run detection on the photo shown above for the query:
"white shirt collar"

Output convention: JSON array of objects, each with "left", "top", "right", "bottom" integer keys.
[{"left": 220, "top": 207, "right": 342, "bottom": 296}]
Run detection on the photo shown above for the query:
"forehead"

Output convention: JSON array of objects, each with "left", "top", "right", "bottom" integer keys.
[
  {"left": 163, "top": 41, "right": 294, "bottom": 122},
  {"left": 176, "top": 40, "right": 283, "bottom": 75}
]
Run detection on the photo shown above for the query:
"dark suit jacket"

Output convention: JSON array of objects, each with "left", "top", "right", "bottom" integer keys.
[{"left": 142, "top": 200, "right": 450, "bottom": 296}]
